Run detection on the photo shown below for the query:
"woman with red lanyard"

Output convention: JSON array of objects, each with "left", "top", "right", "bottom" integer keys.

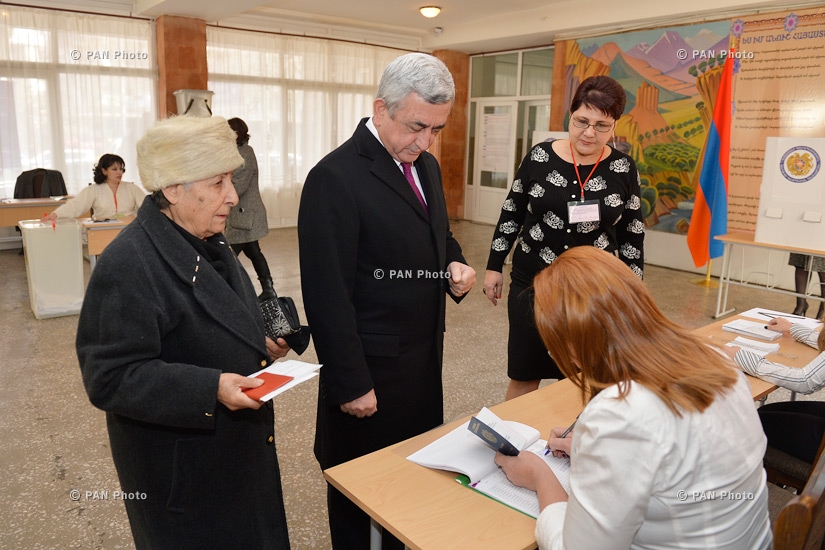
[
  {"left": 45, "top": 154, "right": 146, "bottom": 222},
  {"left": 483, "top": 75, "right": 645, "bottom": 400}
]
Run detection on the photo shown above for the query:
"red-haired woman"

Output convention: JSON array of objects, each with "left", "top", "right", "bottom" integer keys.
[{"left": 495, "top": 246, "right": 771, "bottom": 549}]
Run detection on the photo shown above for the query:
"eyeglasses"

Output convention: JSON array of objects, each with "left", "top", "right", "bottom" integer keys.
[{"left": 570, "top": 117, "right": 614, "bottom": 133}]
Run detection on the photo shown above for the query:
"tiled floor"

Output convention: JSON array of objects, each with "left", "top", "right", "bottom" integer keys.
[{"left": 1, "top": 220, "right": 821, "bottom": 549}]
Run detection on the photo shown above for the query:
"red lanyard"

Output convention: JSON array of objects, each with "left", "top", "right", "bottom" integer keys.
[
  {"left": 570, "top": 142, "right": 604, "bottom": 201},
  {"left": 111, "top": 184, "right": 118, "bottom": 212}
]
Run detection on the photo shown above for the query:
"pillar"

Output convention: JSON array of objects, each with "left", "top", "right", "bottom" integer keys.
[
  {"left": 156, "top": 15, "right": 208, "bottom": 117},
  {"left": 433, "top": 49, "right": 469, "bottom": 219}
]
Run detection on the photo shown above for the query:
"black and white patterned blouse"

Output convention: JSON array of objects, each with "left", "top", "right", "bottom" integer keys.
[{"left": 486, "top": 141, "right": 644, "bottom": 286}]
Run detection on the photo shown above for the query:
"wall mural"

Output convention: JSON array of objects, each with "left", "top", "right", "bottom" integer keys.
[{"left": 554, "top": 21, "right": 732, "bottom": 235}]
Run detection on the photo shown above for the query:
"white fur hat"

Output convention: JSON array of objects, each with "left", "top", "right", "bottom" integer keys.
[{"left": 136, "top": 116, "right": 244, "bottom": 192}]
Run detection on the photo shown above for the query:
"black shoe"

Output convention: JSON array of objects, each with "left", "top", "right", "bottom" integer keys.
[
  {"left": 817, "top": 302, "right": 824, "bottom": 321},
  {"left": 792, "top": 300, "right": 808, "bottom": 317},
  {"left": 258, "top": 277, "right": 278, "bottom": 302}
]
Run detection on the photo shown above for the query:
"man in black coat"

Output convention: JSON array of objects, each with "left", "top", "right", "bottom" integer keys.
[{"left": 298, "top": 53, "right": 476, "bottom": 549}]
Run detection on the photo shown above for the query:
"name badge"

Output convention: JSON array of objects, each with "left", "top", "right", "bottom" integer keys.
[{"left": 568, "top": 199, "right": 600, "bottom": 223}]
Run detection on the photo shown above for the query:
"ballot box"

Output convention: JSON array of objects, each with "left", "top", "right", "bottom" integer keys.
[
  {"left": 18, "top": 219, "right": 84, "bottom": 319},
  {"left": 755, "top": 137, "right": 825, "bottom": 251}
]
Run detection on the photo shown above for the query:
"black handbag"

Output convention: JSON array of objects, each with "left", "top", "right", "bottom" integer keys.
[
  {"left": 259, "top": 293, "right": 311, "bottom": 355},
  {"left": 260, "top": 293, "right": 301, "bottom": 339}
]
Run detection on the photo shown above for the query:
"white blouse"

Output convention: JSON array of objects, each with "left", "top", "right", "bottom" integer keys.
[
  {"left": 54, "top": 181, "right": 146, "bottom": 220},
  {"left": 735, "top": 323, "right": 825, "bottom": 394},
  {"left": 535, "top": 373, "right": 771, "bottom": 550}
]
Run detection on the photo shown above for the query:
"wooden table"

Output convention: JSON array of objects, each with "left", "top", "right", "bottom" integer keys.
[
  {"left": 325, "top": 379, "right": 582, "bottom": 550},
  {"left": 714, "top": 233, "right": 825, "bottom": 318},
  {"left": 325, "top": 316, "right": 822, "bottom": 550},
  {"left": 0, "top": 198, "right": 68, "bottom": 227},
  {"left": 82, "top": 217, "right": 132, "bottom": 269}
]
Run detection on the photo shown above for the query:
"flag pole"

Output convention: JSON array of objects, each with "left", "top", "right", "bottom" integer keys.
[{"left": 691, "top": 259, "right": 718, "bottom": 288}]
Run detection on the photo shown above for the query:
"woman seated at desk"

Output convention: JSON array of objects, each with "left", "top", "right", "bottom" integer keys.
[
  {"left": 727, "top": 317, "right": 825, "bottom": 466},
  {"left": 44, "top": 154, "right": 145, "bottom": 221},
  {"left": 495, "top": 246, "right": 771, "bottom": 549}
]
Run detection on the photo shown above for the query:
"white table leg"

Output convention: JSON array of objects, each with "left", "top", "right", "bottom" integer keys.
[
  {"left": 370, "top": 518, "right": 382, "bottom": 550},
  {"left": 714, "top": 242, "right": 736, "bottom": 318},
  {"left": 370, "top": 518, "right": 409, "bottom": 550}
]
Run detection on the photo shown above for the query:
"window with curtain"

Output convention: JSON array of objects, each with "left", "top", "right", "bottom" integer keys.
[
  {"left": 207, "top": 27, "right": 403, "bottom": 226},
  {"left": 0, "top": 5, "right": 156, "bottom": 199}
]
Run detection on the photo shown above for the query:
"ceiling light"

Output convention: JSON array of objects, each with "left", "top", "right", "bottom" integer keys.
[{"left": 419, "top": 6, "right": 441, "bottom": 18}]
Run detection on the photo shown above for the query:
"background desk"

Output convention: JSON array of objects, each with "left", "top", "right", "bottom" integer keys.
[
  {"left": 82, "top": 217, "right": 131, "bottom": 269},
  {"left": 714, "top": 233, "right": 825, "bottom": 318},
  {"left": 0, "top": 198, "right": 67, "bottom": 227},
  {"left": 327, "top": 318, "right": 820, "bottom": 549}
]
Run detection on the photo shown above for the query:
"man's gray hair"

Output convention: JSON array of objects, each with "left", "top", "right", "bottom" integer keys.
[{"left": 376, "top": 53, "right": 455, "bottom": 117}]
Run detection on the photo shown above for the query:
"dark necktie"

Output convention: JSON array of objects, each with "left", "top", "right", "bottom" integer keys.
[{"left": 402, "top": 162, "right": 428, "bottom": 214}]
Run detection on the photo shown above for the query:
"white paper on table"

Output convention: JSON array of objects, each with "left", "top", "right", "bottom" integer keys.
[
  {"left": 248, "top": 360, "right": 322, "bottom": 401},
  {"left": 726, "top": 336, "right": 780, "bottom": 357},
  {"left": 739, "top": 307, "right": 822, "bottom": 330}
]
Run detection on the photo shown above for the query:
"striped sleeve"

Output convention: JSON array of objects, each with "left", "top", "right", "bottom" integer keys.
[
  {"left": 734, "top": 348, "right": 825, "bottom": 395},
  {"left": 789, "top": 324, "right": 819, "bottom": 349}
]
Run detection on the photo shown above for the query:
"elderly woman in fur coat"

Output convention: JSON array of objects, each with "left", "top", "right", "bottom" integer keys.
[{"left": 76, "top": 116, "right": 291, "bottom": 549}]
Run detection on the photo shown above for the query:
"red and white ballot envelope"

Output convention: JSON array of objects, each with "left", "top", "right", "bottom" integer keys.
[
  {"left": 242, "top": 360, "right": 322, "bottom": 402},
  {"left": 243, "top": 372, "right": 295, "bottom": 401}
]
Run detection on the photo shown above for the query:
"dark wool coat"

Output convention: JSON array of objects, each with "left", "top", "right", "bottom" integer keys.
[
  {"left": 298, "top": 118, "right": 466, "bottom": 471},
  {"left": 76, "top": 196, "right": 289, "bottom": 549}
]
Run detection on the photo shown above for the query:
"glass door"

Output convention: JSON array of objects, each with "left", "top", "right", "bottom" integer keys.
[
  {"left": 523, "top": 100, "right": 551, "bottom": 155},
  {"left": 470, "top": 100, "right": 517, "bottom": 224}
]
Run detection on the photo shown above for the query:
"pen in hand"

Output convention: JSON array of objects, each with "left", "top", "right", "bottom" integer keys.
[
  {"left": 545, "top": 418, "right": 577, "bottom": 455},
  {"left": 560, "top": 420, "right": 577, "bottom": 438}
]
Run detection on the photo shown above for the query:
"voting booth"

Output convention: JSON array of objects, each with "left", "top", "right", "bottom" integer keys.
[
  {"left": 755, "top": 137, "right": 825, "bottom": 251},
  {"left": 18, "top": 219, "right": 84, "bottom": 319}
]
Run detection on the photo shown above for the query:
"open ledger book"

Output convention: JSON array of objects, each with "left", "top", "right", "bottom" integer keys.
[{"left": 407, "top": 407, "right": 570, "bottom": 518}]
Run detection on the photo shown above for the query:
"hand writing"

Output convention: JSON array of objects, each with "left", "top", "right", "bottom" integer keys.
[{"left": 545, "top": 426, "right": 573, "bottom": 458}]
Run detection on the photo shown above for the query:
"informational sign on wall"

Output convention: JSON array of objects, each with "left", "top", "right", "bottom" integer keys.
[
  {"left": 727, "top": 10, "right": 825, "bottom": 233},
  {"left": 480, "top": 112, "right": 513, "bottom": 173}
]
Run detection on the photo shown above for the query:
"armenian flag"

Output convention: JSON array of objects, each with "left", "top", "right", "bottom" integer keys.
[{"left": 687, "top": 52, "right": 734, "bottom": 268}]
